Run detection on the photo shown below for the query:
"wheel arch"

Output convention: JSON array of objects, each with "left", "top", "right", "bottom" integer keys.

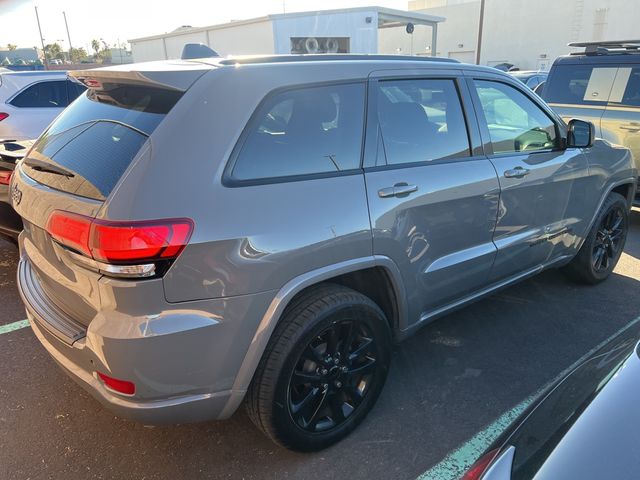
[
  {"left": 219, "top": 256, "right": 407, "bottom": 417},
  {"left": 576, "top": 177, "right": 637, "bottom": 252}
]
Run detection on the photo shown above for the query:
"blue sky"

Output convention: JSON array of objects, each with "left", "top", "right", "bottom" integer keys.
[{"left": 0, "top": 0, "right": 409, "bottom": 52}]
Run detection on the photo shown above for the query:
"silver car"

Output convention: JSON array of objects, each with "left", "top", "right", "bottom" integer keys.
[{"left": 11, "top": 55, "right": 637, "bottom": 451}]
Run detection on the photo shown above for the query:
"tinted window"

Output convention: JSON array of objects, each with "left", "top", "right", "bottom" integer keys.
[
  {"left": 22, "top": 82, "right": 182, "bottom": 201},
  {"left": 474, "top": 80, "right": 558, "bottom": 154},
  {"left": 10, "top": 80, "right": 68, "bottom": 108},
  {"left": 376, "top": 79, "right": 470, "bottom": 166},
  {"left": 544, "top": 65, "right": 617, "bottom": 105},
  {"left": 231, "top": 83, "right": 365, "bottom": 181},
  {"left": 66, "top": 80, "right": 87, "bottom": 102}
]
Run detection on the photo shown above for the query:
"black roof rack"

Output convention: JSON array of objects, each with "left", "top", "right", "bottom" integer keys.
[
  {"left": 569, "top": 40, "right": 640, "bottom": 56},
  {"left": 217, "top": 54, "right": 459, "bottom": 66}
]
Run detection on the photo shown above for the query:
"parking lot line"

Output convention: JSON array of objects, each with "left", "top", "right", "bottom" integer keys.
[
  {"left": 0, "top": 319, "right": 29, "bottom": 335},
  {"left": 418, "top": 314, "right": 640, "bottom": 480}
]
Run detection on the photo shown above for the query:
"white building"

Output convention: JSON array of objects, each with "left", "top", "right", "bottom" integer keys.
[
  {"left": 408, "top": 0, "right": 640, "bottom": 70},
  {"left": 109, "top": 48, "right": 133, "bottom": 64},
  {"left": 128, "top": 6, "right": 445, "bottom": 62}
]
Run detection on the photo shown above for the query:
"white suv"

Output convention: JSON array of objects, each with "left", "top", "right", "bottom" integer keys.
[{"left": 0, "top": 70, "right": 86, "bottom": 141}]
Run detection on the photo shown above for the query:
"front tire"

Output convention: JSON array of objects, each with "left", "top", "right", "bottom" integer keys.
[
  {"left": 246, "top": 284, "right": 391, "bottom": 452},
  {"left": 563, "top": 192, "right": 629, "bottom": 284}
]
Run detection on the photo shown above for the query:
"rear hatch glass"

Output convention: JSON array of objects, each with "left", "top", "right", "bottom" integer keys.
[{"left": 22, "top": 84, "right": 182, "bottom": 201}]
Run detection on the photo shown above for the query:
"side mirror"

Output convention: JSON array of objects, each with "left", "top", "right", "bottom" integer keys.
[{"left": 567, "top": 119, "right": 595, "bottom": 148}]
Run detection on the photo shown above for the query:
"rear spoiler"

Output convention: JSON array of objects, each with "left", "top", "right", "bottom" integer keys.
[{"left": 69, "top": 64, "right": 212, "bottom": 92}]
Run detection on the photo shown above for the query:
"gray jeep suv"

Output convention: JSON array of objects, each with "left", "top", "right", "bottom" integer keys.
[{"left": 11, "top": 55, "right": 637, "bottom": 451}]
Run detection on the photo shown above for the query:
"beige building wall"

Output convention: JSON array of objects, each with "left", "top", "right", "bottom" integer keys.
[
  {"left": 130, "top": 19, "right": 275, "bottom": 62},
  {"left": 410, "top": 0, "right": 640, "bottom": 70}
]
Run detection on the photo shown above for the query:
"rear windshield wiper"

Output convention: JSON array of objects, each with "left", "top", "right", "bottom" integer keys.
[{"left": 23, "top": 158, "right": 75, "bottom": 178}]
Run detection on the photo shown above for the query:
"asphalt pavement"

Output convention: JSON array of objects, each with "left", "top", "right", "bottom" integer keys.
[{"left": 1, "top": 209, "right": 639, "bottom": 480}]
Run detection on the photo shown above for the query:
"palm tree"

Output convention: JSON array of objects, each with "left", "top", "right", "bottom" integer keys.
[{"left": 91, "top": 39, "right": 100, "bottom": 58}]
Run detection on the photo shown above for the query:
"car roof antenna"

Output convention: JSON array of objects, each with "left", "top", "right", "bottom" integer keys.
[{"left": 181, "top": 43, "right": 219, "bottom": 60}]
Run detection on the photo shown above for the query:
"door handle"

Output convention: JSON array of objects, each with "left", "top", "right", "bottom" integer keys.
[
  {"left": 378, "top": 183, "right": 418, "bottom": 198},
  {"left": 504, "top": 167, "right": 531, "bottom": 179}
]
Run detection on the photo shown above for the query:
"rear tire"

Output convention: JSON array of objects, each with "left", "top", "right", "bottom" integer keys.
[
  {"left": 563, "top": 192, "right": 628, "bottom": 284},
  {"left": 246, "top": 284, "right": 391, "bottom": 452}
]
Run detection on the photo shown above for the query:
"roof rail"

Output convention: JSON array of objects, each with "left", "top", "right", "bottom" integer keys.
[
  {"left": 569, "top": 40, "right": 640, "bottom": 56},
  {"left": 218, "top": 54, "right": 459, "bottom": 66}
]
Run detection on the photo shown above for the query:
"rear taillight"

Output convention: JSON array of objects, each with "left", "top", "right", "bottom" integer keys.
[
  {"left": 96, "top": 372, "right": 135, "bottom": 395},
  {"left": 0, "top": 171, "right": 11, "bottom": 185},
  {"left": 46, "top": 210, "right": 193, "bottom": 277},
  {"left": 462, "top": 449, "right": 502, "bottom": 480},
  {"left": 0, "top": 112, "right": 8, "bottom": 122}
]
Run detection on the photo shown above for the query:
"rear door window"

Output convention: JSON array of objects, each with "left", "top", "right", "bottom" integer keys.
[
  {"left": 22, "top": 83, "right": 182, "bottom": 201},
  {"left": 544, "top": 65, "right": 618, "bottom": 105},
  {"left": 375, "top": 78, "right": 471, "bottom": 166},
  {"left": 10, "top": 80, "right": 69, "bottom": 108},
  {"left": 229, "top": 83, "right": 365, "bottom": 182}
]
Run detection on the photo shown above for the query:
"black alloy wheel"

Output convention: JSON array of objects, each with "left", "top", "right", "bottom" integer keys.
[
  {"left": 592, "top": 205, "right": 625, "bottom": 273},
  {"left": 288, "top": 319, "right": 377, "bottom": 432}
]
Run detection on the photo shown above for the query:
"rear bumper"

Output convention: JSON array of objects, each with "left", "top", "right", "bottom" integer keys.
[
  {"left": 28, "top": 316, "right": 236, "bottom": 424},
  {"left": 17, "top": 254, "right": 276, "bottom": 424}
]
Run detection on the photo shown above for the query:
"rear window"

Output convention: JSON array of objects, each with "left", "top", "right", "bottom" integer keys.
[
  {"left": 544, "top": 65, "right": 618, "bottom": 105},
  {"left": 22, "top": 83, "right": 182, "bottom": 201},
  {"left": 10, "top": 80, "right": 68, "bottom": 108}
]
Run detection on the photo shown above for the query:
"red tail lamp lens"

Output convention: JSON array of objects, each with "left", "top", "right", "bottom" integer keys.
[
  {"left": 97, "top": 372, "right": 135, "bottom": 395},
  {"left": 0, "top": 171, "right": 12, "bottom": 185},
  {"left": 462, "top": 449, "right": 501, "bottom": 480},
  {"left": 46, "top": 211, "right": 92, "bottom": 257},
  {"left": 0, "top": 113, "right": 9, "bottom": 122},
  {"left": 46, "top": 210, "right": 193, "bottom": 264}
]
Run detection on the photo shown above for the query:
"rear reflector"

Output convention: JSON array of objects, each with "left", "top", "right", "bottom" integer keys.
[
  {"left": 462, "top": 449, "right": 502, "bottom": 480},
  {"left": 0, "top": 113, "right": 8, "bottom": 122},
  {"left": 97, "top": 372, "right": 136, "bottom": 395},
  {"left": 0, "top": 171, "right": 11, "bottom": 185},
  {"left": 46, "top": 210, "right": 193, "bottom": 265}
]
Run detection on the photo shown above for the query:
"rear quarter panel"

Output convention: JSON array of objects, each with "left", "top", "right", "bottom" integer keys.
[{"left": 102, "top": 63, "right": 376, "bottom": 302}]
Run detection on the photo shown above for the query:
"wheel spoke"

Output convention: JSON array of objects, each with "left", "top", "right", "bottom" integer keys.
[
  {"left": 326, "top": 326, "right": 339, "bottom": 356},
  {"left": 328, "top": 394, "right": 346, "bottom": 423},
  {"left": 291, "top": 387, "right": 321, "bottom": 414},
  {"left": 304, "top": 390, "right": 329, "bottom": 429},
  {"left": 610, "top": 214, "right": 623, "bottom": 232},
  {"left": 344, "top": 385, "right": 364, "bottom": 408},
  {"left": 347, "top": 358, "right": 376, "bottom": 377},
  {"left": 291, "top": 371, "right": 323, "bottom": 387},
  {"left": 349, "top": 337, "right": 373, "bottom": 363},
  {"left": 593, "top": 247, "right": 605, "bottom": 270},
  {"left": 339, "top": 321, "right": 358, "bottom": 358}
]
